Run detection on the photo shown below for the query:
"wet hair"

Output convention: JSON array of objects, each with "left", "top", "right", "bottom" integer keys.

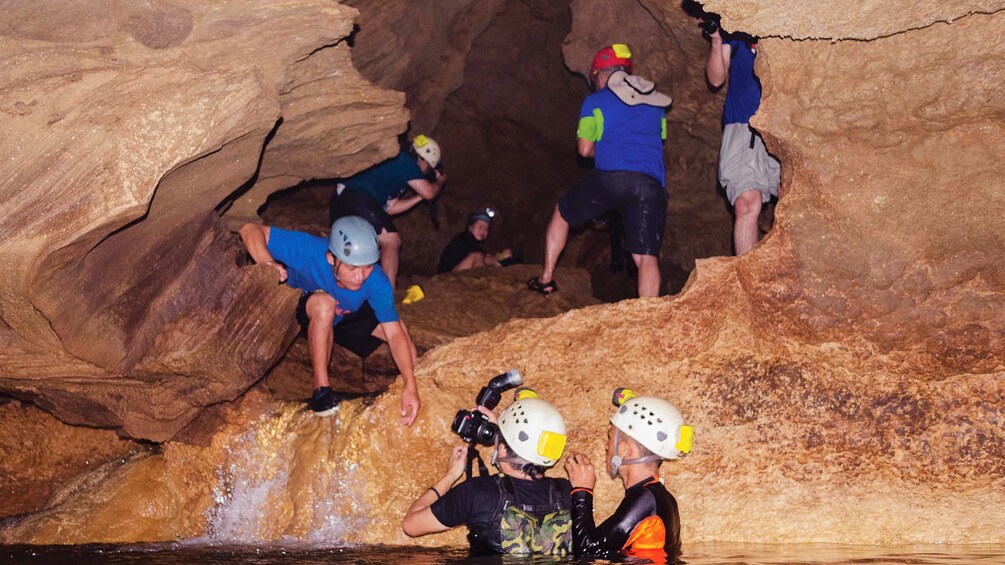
[{"left": 499, "top": 438, "right": 547, "bottom": 480}]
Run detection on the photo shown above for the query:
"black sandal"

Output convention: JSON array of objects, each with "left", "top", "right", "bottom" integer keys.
[{"left": 527, "top": 276, "right": 558, "bottom": 295}]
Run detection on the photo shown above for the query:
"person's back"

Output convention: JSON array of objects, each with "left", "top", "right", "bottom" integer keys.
[
  {"left": 432, "top": 473, "right": 573, "bottom": 556},
  {"left": 343, "top": 151, "right": 422, "bottom": 209},
  {"left": 582, "top": 87, "right": 667, "bottom": 186}
]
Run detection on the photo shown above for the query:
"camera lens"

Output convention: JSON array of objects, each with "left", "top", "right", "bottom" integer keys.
[{"left": 474, "top": 421, "right": 499, "bottom": 446}]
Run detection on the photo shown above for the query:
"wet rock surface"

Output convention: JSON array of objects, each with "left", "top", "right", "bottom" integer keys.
[{"left": 1, "top": 0, "right": 1003, "bottom": 549}]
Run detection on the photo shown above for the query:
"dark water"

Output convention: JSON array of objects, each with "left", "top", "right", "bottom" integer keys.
[{"left": 2, "top": 543, "right": 1004, "bottom": 565}]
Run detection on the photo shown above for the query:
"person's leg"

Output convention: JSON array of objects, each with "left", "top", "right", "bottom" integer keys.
[
  {"left": 733, "top": 189, "right": 763, "bottom": 256},
  {"left": 632, "top": 254, "right": 660, "bottom": 297},
  {"left": 540, "top": 204, "right": 569, "bottom": 284},
  {"left": 305, "top": 292, "right": 337, "bottom": 389},
  {"left": 453, "top": 251, "right": 486, "bottom": 271},
  {"left": 378, "top": 229, "right": 402, "bottom": 290}
]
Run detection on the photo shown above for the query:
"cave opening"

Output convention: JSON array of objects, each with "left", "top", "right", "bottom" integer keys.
[{"left": 257, "top": 0, "right": 779, "bottom": 303}]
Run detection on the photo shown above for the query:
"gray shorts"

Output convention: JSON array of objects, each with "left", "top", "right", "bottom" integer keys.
[{"left": 718, "top": 122, "right": 780, "bottom": 205}]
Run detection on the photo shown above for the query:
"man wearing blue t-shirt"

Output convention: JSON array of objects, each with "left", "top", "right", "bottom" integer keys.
[
  {"left": 239, "top": 216, "right": 420, "bottom": 424},
  {"left": 703, "top": 21, "right": 781, "bottom": 256},
  {"left": 330, "top": 135, "right": 447, "bottom": 290},
  {"left": 528, "top": 44, "right": 671, "bottom": 298}
]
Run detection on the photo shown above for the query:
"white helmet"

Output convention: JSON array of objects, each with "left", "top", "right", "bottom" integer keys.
[
  {"left": 610, "top": 388, "right": 692, "bottom": 461},
  {"left": 412, "top": 134, "right": 441, "bottom": 168},
  {"left": 498, "top": 391, "right": 567, "bottom": 467}
]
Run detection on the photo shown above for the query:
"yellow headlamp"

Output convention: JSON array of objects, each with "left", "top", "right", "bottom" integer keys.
[
  {"left": 676, "top": 424, "right": 694, "bottom": 455},
  {"left": 612, "top": 44, "right": 632, "bottom": 59},
  {"left": 413, "top": 134, "right": 431, "bottom": 148},
  {"left": 537, "top": 430, "right": 567, "bottom": 462}
]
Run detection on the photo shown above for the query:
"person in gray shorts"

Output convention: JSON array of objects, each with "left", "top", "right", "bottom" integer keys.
[{"left": 703, "top": 21, "right": 781, "bottom": 256}]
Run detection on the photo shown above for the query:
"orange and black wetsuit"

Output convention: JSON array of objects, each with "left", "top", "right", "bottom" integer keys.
[{"left": 570, "top": 476, "right": 681, "bottom": 561}]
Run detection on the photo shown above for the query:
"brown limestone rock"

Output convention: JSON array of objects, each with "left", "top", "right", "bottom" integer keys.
[
  {"left": 0, "top": 1, "right": 409, "bottom": 441},
  {"left": 0, "top": 401, "right": 142, "bottom": 518}
]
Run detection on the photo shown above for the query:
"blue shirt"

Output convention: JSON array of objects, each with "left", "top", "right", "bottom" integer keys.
[
  {"left": 577, "top": 88, "right": 667, "bottom": 188},
  {"left": 722, "top": 39, "right": 761, "bottom": 124},
  {"left": 266, "top": 227, "right": 399, "bottom": 326},
  {"left": 344, "top": 151, "right": 424, "bottom": 209}
]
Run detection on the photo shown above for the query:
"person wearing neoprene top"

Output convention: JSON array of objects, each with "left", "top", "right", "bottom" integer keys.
[{"left": 564, "top": 388, "right": 693, "bottom": 560}]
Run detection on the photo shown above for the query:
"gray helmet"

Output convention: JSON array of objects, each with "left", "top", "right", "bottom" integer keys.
[{"left": 328, "top": 216, "right": 380, "bottom": 266}]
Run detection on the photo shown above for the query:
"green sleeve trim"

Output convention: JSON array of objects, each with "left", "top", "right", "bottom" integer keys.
[
  {"left": 661, "top": 117, "right": 667, "bottom": 141},
  {"left": 577, "top": 108, "right": 604, "bottom": 142}
]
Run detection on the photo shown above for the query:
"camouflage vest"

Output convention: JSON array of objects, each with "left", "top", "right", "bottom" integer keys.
[{"left": 496, "top": 476, "right": 572, "bottom": 555}]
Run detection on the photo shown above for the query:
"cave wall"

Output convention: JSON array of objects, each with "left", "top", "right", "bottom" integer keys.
[
  {"left": 0, "top": 0, "right": 411, "bottom": 441},
  {"left": 1, "top": 0, "right": 1003, "bottom": 547}
]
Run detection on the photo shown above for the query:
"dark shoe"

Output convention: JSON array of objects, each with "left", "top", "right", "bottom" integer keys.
[
  {"left": 309, "top": 386, "right": 339, "bottom": 417},
  {"left": 527, "top": 276, "right": 558, "bottom": 295}
]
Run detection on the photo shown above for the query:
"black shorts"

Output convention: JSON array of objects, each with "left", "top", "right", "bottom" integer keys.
[
  {"left": 558, "top": 170, "right": 667, "bottom": 256},
  {"left": 296, "top": 292, "right": 385, "bottom": 358},
  {"left": 329, "top": 186, "right": 398, "bottom": 235}
]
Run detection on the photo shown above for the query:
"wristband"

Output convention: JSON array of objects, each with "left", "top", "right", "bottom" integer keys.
[{"left": 429, "top": 486, "right": 442, "bottom": 499}]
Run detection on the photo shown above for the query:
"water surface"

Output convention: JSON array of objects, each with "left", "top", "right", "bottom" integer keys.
[{"left": 3, "top": 542, "right": 1003, "bottom": 564}]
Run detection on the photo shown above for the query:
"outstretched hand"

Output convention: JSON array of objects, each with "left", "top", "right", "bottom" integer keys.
[
  {"left": 401, "top": 383, "right": 420, "bottom": 426},
  {"left": 565, "top": 452, "right": 597, "bottom": 490}
]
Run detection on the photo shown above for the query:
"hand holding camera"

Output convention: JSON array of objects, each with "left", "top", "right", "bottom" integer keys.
[
  {"left": 451, "top": 369, "right": 523, "bottom": 446},
  {"left": 699, "top": 12, "right": 722, "bottom": 38}
]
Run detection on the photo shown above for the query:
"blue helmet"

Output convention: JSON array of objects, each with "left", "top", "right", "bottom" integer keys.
[{"left": 328, "top": 216, "right": 380, "bottom": 266}]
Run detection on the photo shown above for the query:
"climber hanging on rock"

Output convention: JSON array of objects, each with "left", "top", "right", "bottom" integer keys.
[
  {"left": 239, "top": 216, "right": 420, "bottom": 424},
  {"left": 528, "top": 44, "right": 672, "bottom": 298},
  {"left": 330, "top": 134, "right": 447, "bottom": 291},
  {"left": 700, "top": 13, "right": 781, "bottom": 256}
]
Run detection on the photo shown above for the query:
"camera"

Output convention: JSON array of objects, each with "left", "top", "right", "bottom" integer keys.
[
  {"left": 451, "top": 369, "right": 523, "bottom": 446},
  {"left": 699, "top": 14, "right": 721, "bottom": 36}
]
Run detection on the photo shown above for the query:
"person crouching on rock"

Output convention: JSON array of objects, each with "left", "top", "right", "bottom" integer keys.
[
  {"left": 238, "top": 216, "right": 420, "bottom": 425},
  {"left": 403, "top": 390, "right": 573, "bottom": 556},
  {"left": 435, "top": 207, "right": 515, "bottom": 273},
  {"left": 564, "top": 388, "right": 693, "bottom": 561}
]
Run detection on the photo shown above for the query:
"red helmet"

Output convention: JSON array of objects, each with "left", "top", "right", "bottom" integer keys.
[{"left": 591, "top": 44, "right": 633, "bottom": 81}]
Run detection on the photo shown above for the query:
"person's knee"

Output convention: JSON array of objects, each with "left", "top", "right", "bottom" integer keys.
[
  {"left": 305, "top": 293, "right": 337, "bottom": 323},
  {"left": 632, "top": 253, "right": 658, "bottom": 268},
  {"left": 379, "top": 230, "right": 402, "bottom": 250},
  {"left": 734, "top": 190, "right": 762, "bottom": 219}
]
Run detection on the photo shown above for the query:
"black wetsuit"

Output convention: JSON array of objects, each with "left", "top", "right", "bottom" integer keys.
[{"left": 570, "top": 476, "right": 681, "bottom": 561}]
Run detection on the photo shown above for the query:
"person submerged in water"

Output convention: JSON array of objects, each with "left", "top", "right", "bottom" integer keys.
[
  {"left": 436, "top": 208, "right": 515, "bottom": 274},
  {"left": 402, "top": 390, "right": 573, "bottom": 556},
  {"left": 564, "top": 388, "right": 693, "bottom": 561}
]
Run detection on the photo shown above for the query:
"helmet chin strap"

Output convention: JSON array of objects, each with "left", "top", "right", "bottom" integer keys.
[
  {"left": 609, "top": 429, "right": 661, "bottom": 478},
  {"left": 492, "top": 436, "right": 519, "bottom": 470}
]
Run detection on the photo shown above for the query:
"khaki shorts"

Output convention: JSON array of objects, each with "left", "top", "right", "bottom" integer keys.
[{"left": 718, "top": 122, "right": 780, "bottom": 205}]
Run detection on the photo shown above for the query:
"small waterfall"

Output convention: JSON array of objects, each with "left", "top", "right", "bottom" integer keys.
[{"left": 202, "top": 400, "right": 370, "bottom": 545}]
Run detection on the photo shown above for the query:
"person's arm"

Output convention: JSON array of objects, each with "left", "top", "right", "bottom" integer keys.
[
  {"left": 238, "top": 223, "right": 287, "bottom": 282},
  {"left": 565, "top": 453, "right": 657, "bottom": 557},
  {"left": 570, "top": 486, "right": 657, "bottom": 557},
  {"left": 577, "top": 138, "right": 595, "bottom": 158},
  {"left": 705, "top": 30, "right": 731, "bottom": 88},
  {"left": 381, "top": 320, "right": 420, "bottom": 426},
  {"left": 385, "top": 193, "right": 425, "bottom": 216},
  {"left": 403, "top": 445, "right": 467, "bottom": 537},
  {"left": 407, "top": 169, "right": 446, "bottom": 201}
]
